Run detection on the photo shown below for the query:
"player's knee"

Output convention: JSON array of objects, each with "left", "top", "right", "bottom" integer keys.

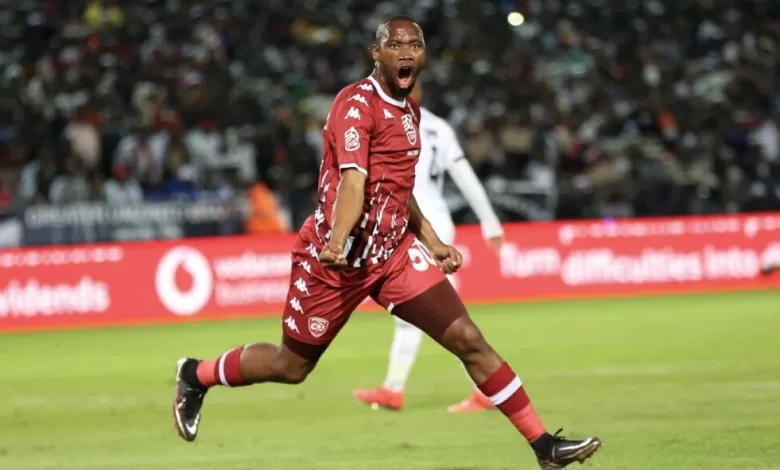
[
  {"left": 443, "top": 316, "right": 490, "bottom": 360},
  {"left": 273, "top": 347, "right": 317, "bottom": 384},
  {"left": 275, "top": 358, "right": 314, "bottom": 384}
]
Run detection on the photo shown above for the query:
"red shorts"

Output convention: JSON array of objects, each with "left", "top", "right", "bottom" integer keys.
[{"left": 280, "top": 230, "right": 446, "bottom": 345}]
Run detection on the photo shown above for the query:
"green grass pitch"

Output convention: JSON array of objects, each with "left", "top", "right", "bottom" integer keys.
[{"left": 1, "top": 290, "right": 779, "bottom": 469}]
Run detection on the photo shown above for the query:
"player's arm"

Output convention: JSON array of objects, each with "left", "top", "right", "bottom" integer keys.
[
  {"left": 408, "top": 194, "right": 443, "bottom": 249},
  {"left": 329, "top": 169, "right": 366, "bottom": 250},
  {"left": 447, "top": 158, "right": 503, "bottom": 235},
  {"left": 409, "top": 194, "right": 462, "bottom": 274},
  {"left": 319, "top": 97, "right": 375, "bottom": 269},
  {"left": 443, "top": 127, "right": 503, "bottom": 251}
]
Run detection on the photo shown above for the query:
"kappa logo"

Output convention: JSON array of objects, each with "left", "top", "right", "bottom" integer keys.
[
  {"left": 348, "top": 94, "right": 369, "bottom": 106},
  {"left": 294, "top": 277, "right": 310, "bottom": 295},
  {"left": 401, "top": 114, "right": 417, "bottom": 145},
  {"left": 284, "top": 316, "right": 299, "bottom": 333},
  {"left": 308, "top": 317, "right": 329, "bottom": 338},
  {"left": 383, "top": 108, "right": 394, "bottom": 120},
  {"left": 289, "top": 297, "right": 304, "bottom": 314},
  {"left": 298, "top": 260, "right": 312, "bottom": 274},
  {"left": 357, "top": 83, "right": 373, "bottom": 92},
  {"left": 345, "top": 107, "right": 361, "bottom": 120},
  {"left": 306, "top": 243, "right": 319, "bottom": 258},
  {"left": 344, "top": 126, "right": 360, "bottom": 151}
]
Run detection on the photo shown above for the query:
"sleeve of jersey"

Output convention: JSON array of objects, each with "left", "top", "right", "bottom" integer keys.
[
  {"left": 447, "top": 156, "right": 504, "bottom": 240},
  {"left": 330, "top": 99, "right": 376, "bottom": 176}
]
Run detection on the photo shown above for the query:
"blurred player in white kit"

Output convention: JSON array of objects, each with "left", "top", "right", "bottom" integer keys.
[{"left": 353, "top": 81, "right": 504, "bottom": 413}]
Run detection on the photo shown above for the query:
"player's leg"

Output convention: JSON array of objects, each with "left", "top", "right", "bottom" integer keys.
[
  {"left": 173, "top": 338, "right": 322, "bottom": 441},
  {"left": 354, "top": 221, "right": 490, "bottom": 412},
  {"left": 444, "top": 275, "right": 494, "bottom": 413},
  {"left": 173, "top": 245, "right": 367, "bottom": 442},
  {"left": 393, "top": 283, "right": 601, "bottom": 468},
  {"left": 353, "top": 315, "right": 422, "bottom": 410},
  {"left": 376, "top": 240, "right": 600, "bottom": 468}
]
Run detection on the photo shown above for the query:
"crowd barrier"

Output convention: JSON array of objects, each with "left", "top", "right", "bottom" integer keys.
[{"left": 1, "top": 213, "right": 779, "bottom": 332}]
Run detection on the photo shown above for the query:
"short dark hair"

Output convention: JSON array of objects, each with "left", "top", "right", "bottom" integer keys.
[{"left": 375, "top": 16, "right": 425, "bottom": 45}]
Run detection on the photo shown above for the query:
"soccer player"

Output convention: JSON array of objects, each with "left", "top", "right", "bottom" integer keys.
[
  {"left": 353, "top": 80, "right": 504, "bottom": 413},
  {"left": 173, "top": 17, "right": 602, "bottom": 469}
]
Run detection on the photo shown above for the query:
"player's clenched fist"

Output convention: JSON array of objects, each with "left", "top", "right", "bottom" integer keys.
[
  {"left": 429, "top": 243, "right": 463, "bottom": 275},
  {"left": 319, "top": 242, "right": 348, "bottom": 270}
]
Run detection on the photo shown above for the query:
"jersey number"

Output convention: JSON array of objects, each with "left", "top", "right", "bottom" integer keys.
[
  {"left": 408, "top": 239, "right": 437, "bottom": 272},
  {"left": 429, "top": 145, "right": 443, "bottom": 182},
  {"left": 426, "top": 130, "right": 442, "bottom": 183}
]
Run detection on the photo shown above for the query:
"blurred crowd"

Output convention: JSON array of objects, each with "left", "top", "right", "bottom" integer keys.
[{"left": 1, "top": 0, "right": 780, "bottom": 234}]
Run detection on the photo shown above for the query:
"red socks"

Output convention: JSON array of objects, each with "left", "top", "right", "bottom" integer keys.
[
  {"left": 196, "top": 346, "right": 247, "bottom": 388},
  {"left": 477, "top": 362, "right": 547, "bottom": 442}
]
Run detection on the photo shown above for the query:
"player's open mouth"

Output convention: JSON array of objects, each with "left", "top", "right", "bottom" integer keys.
[{"left": 397, "top": 66, "right": 413, "bottom": 88}]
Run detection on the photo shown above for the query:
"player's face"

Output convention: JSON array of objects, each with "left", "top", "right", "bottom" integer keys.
[{"left": 373, "top": 20, "right": 426, "bottom": 98}]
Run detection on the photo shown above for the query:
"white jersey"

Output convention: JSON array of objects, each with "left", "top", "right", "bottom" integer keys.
[{"left": 414, "top": 107, "right": 502, "bottom": 245}]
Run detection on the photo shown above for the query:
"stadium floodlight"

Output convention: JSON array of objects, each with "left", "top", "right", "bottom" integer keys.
[{"left": 507, "top": 12, "right": 525, "bottom": 27}]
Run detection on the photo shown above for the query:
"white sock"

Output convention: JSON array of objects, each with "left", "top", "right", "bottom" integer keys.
[{"left": 383, "top": 316, "right": 423, "bottom": 392}]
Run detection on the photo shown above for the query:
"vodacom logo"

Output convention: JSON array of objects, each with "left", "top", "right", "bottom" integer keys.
[{"left": 155, "top": 246, "right": 213, "bottom": 316}]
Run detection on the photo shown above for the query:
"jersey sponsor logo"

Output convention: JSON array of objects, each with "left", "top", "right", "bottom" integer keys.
[
  {"left": 401, "top": 114, "right": 417, "bottom": 145},
  {"left": 345, "top": 107, "right": 361, "bottom": 120},
  {"left": 348, "top": 94, "right": 369, "bottom": 106},
  {"left": 284, "top": 316, "right": 299, "bottom": 333},
  {"left": 383, "top": 108, "right": 394, "bottom": 120},
  {"left": 344, "top": 126, "right": 360, "bottom": 151},
  {"left": 357, "top": 83, "right": 373, "bottom": 92},
  {"left": 308, "top": 316, "right": 329, "bottom": 338}
]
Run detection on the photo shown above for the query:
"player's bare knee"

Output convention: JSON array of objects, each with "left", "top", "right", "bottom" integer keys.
[
  {"left": 274, "top": 346, "right": 317, "bottom": 384},
  {"left": 275, "top": 358, "right": 315, "bottom": 384},
  {"left": 442, "top": 316, "right": 491, "bottom": 361}
]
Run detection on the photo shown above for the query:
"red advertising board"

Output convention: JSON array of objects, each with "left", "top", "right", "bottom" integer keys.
[{"left": 1, "top": 213, "right": 779, "bottom": 332}]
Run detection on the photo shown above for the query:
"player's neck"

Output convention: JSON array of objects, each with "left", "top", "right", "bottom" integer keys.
[{"left": 371, "top": 70, "right": 405, "bottom": 102}]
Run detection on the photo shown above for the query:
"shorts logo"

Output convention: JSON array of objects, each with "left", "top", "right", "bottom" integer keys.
[
  {"left": 284, "top": 316, "right": 299, "bottom": 333},
  {"left": 344, "top": 127, "right": 360, "bottom": 152},
  {"left": 155, "top": 246, "right": 213, "bottom": 316},
  {"left": 308, "top": 317, "right": 329, "bottom": 338}
]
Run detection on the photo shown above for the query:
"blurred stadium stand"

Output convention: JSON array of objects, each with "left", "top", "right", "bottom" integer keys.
[{"left": 0, "top": 0, "right": 779, "bottom": 247}]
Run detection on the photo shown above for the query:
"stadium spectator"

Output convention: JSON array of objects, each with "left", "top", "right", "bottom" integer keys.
[
  {"left": 0, "top": 0, "right": 779, "bottom": 246},
  {"left": 103, "top": 164, "right": 143, "bottom": 205}
]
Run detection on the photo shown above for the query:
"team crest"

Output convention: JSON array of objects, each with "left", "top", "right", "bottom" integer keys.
[
  {"left": 344, "top": 127, "right": 360, "bottom": 151},
  {"left": 308, "top": 317, "right": 329, "bottom": 338},
  {"left": 401, "top": 114, "right": 417, "bottom": 145}
]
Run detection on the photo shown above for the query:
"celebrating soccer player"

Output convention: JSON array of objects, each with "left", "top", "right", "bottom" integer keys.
[
  {"left": 173, "top": 16, "right": 601, "bottom": 469},
  {"left": 352, "top": 80, "right": 503, "bottom": 413}
]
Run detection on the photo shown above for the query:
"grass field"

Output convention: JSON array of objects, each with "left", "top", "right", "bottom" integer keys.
[{"left": 1, "top": 290, "right": 779, "bottom": 470}]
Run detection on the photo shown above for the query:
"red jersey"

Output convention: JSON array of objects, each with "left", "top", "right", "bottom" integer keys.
[{"left": 305, "top": 76, "right": 422, "bottom": 269}]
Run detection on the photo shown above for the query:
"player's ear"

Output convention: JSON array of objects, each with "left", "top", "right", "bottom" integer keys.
[{"left": 371, "top": 43, "right": 379, "bottom": 62}]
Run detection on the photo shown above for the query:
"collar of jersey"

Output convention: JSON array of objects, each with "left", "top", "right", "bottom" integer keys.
[{"left": 366, "top": 75, "right": 407, "bottom": 108}]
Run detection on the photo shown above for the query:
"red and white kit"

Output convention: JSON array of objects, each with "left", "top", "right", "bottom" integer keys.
[{"left": 282, "top": 76, "right": 447, "bottom": 344}]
